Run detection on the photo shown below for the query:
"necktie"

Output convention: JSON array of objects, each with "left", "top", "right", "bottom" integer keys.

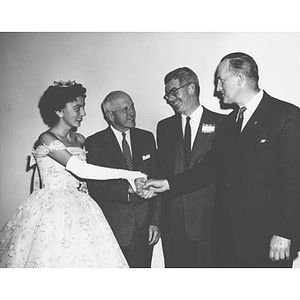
[
  {"left": 183, "top": 116, "right": 191, "bottom": 167},
  {"left": 122, "top": 132, "right": 133, "bottom": 170},
  {"left": 233, "top": 106, "right": 246, "bottom": 143}
]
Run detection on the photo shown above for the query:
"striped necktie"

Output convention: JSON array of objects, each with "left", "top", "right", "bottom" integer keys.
[
  {"left": 233, "top": 106, "right": 246, "bottom": 143},
  {"left": 122, "top": 132, "right": 133, "bottom": 170},
  {"left": 183, "top": 116, "right": 191, "bottom": 167}
]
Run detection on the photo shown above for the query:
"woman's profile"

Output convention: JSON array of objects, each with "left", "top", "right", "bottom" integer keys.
[{"left": 0, "top": 80, "right": 146, "bottom": 267}]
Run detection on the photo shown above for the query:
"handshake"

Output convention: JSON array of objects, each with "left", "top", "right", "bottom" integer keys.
[{"left": 133, "top": 177, "right": 170, "bottom": 198}]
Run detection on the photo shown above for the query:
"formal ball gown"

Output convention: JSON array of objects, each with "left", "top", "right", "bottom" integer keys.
[{"left": 0, "top": 140, "right": 129, "bottom": 268}]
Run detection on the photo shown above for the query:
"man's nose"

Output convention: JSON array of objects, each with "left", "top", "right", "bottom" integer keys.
[
  {"left": 128, "top": 107, "right": 135, "bottom": 115},
  {"left": 166, "top": 95, "right": 176, "bottom": 103}
]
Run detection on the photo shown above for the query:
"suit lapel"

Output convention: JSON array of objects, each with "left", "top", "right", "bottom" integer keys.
[
  {"left": 173, "top": 114, "right": 185, "bottom": 165},
  {"left": 189, "top": 108, "right": 216, "bottom": 167},
  {"left": 164, "top": 114, "right": 185, "bottom": 174},
  {"left": 233, "top": 93, "right": 270, "bottom": 153},
  {"left": 130, "top": 128, "right": 142, "bottom": 170}
]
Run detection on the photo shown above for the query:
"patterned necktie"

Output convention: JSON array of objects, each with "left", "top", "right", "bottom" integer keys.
[
  {"left": 183, "top": 116, "right": 191, "bottom": 167},
  {"left": 122, "top": 132, "right": 133, "bottom": 170},
  {"left": 233, "top": 106, "right": 246, "bottom": 143}
]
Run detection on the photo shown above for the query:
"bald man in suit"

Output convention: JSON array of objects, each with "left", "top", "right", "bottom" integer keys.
[{"left": 85, "top": 91, "right": 160, "bottom": 267}]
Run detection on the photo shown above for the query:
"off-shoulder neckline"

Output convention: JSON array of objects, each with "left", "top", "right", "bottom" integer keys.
[{"left": 35, "top": 140, "right": 84, "bottom": 151}]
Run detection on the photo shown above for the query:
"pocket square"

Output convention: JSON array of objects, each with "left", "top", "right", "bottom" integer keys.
[
  {"left": 142, "top": 154, "right": 151, "bottom": 160},
  {"left": 202, "top": 123, "right": 215, "bottom": 133},
  {"left": 259, "top": 138, "right": 269, "bottom": 144}
]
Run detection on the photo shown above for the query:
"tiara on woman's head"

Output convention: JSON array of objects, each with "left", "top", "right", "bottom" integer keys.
[{"left": 54, "top": 80, "right": 76, "bottom": 87}]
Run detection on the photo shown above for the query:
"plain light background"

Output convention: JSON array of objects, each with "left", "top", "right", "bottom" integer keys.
[{"left": 1, "top": 32, "right": 300, "bottom": 268}]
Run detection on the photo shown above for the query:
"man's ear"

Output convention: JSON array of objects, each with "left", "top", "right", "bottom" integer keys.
[
  {"left": 236, "top": 72, "right": 245, "bottom": 86},
  {"left": 188, "top": 83, "right": 196, "bottom": 95},
  {"left": 106, "top": 111, "right": 114, "bottom": 122}
]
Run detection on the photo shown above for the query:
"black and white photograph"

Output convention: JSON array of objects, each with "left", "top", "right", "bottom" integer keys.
[{"left": 1, "top": 1, "right": 300, "bottom": 299}]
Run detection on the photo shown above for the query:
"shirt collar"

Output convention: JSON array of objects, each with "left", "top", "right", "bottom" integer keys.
[
  {"left": 181, "top": 104, "right": 203, "bottom": 123},
  {"left": 243, "top": 89, "right": 263, "bottom": 113},
  {"left": 110, "top": 125, "right": 131, "bottom": 140}
]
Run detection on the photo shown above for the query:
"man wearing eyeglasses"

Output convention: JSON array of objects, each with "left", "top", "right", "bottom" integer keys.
[{"left": 156, "top": 67, "right": 224, "bottom": 267}]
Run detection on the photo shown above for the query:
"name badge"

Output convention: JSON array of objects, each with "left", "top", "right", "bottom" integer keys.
[{"left": 202, "top": 123, "right": 215, "bottom": 133}]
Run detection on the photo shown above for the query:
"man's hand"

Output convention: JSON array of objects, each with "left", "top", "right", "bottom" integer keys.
[
  {"left": 134, "top": 177, "right": 147, "bottom": 194},
  {"left": 148, "top": 225, "right": 161, "bottom": 245},
  {"left": 143, "top": 179, "right": 170, "bottom": 193},
  {"left": 134, "top": 177, "right": 157, "bottom": 199},
  {"left": 269, "top": 235, "right": 291, "bottom": 261}
]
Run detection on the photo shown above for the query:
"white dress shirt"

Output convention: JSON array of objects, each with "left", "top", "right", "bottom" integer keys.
[
  {"left": 240, "top": 90, "right": 263, "bottom": 131},
  {"left": 110, "top": 126, "right": 132, "bottom": 153}
]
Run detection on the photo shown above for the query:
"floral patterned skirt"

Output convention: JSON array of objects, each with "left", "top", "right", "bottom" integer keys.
[{"left": 0, "top": 189, "right": 128, "bottom": 268}]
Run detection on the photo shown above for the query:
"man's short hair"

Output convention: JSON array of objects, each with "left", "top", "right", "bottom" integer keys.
[
  {"left": 164, "top": 67, "right": 200, "bottom": 98},
  {"left": 221, "top": 52, "right": 259, "bottom": 83},
  {"left": 102, "top": 91, "right": 130, "bottom": 113}
]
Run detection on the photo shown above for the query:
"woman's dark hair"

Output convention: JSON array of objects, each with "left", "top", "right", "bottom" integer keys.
[{"left": 38, "top": 81, "right": 87, "bottom": 127}]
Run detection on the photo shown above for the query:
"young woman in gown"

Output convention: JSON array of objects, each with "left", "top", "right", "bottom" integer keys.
[{"left": 0, "top": 81, "right": 148, "bottom": 268}]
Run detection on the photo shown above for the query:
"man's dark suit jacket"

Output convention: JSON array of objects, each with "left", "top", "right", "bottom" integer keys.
[
  {"left": 168, "top": 91, "right": 300, "bottom": 260},
  {"left": 85, "top": 127, "right": 160, "bottom": 247},
  {"left": 156, "top": 107, "right": 224, "bottom": 242}
]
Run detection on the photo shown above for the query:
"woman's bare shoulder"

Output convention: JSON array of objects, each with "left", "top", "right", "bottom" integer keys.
[
  {"left": 37, "top": 131, "right": 58, "bottom": 146},
  {"left": 74, "top": 132, "right": 85, "bottom": 147}
]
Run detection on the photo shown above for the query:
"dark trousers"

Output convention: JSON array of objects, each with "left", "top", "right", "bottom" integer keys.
[
  {"left": 213, "top": 210, "right": 293, "bottom": 268},
  {"left": 162, "top": 235, "right": 213, "bottom": 268},
  {"left": 120, "top": 222, "right": 153, "bottom": 268}
]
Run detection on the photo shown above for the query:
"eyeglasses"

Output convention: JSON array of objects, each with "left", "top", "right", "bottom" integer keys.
[{"left": 163, "top": 82, "right": 191, "bottom": 101}]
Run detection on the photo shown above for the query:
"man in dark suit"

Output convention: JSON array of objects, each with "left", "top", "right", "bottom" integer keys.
[
  {"left": 143, "top": 52, "right": 300, "bottom": 267},
  {"left": 157, "top": 67, "right": 224, "bottom": 267},
  {"left": 85, "top": 91, "right": 160, "bottom": 268}
]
